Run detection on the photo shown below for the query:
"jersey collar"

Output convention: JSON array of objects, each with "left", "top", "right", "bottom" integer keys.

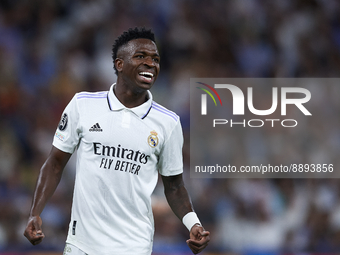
[{"left": 107, "top": 84, "right": 153, "bottom": 119}]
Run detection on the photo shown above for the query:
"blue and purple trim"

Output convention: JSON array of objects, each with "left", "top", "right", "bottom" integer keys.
[
  {"left": 151, "top": 102, "right": 178, "bottom": 122},
  {"left": 76, "top": 91, "right": 108, "bottom": 100}
]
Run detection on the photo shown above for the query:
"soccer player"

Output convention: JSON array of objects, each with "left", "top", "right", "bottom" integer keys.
[{"left": 23, "top": 27, "right": 210, "bottom": 254}]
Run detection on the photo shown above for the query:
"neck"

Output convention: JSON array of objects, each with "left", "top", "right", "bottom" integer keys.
[{"left": 113, "top": 83, "right": 149, "bottom": 108}]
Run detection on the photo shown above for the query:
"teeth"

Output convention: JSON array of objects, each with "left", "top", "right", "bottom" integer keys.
[{"left": 139, "top": 72, "right": 153, "bottom": 77}]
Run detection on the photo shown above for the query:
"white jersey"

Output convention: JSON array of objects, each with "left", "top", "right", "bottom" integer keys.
[{"left": 53, "top": 84, "right": 183, "bottom": 255}]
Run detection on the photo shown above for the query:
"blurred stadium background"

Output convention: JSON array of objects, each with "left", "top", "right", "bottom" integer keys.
[{"left": 1, "top": 0, "right": 340, "bottom": 254}]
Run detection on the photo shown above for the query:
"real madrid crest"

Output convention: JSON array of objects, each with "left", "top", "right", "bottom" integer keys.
[{"left": 148, "top": 130, "right": 159, "bottom": 148}]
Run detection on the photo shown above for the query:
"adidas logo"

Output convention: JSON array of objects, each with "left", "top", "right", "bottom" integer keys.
[{"left": 89, "top": 123, "right": 103, "bottom": 132}]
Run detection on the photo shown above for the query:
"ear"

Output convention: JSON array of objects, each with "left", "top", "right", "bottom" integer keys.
[{"left": 115, "top": 58, "right": 124, "bottom": 73}]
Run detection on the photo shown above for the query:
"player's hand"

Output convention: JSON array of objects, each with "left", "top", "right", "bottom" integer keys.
[
  {"left": 186, "top": 223, "right": 210, "bottom": 254},
  {"left": 24, "top": 215, "right": 45, "bottom": 245}
]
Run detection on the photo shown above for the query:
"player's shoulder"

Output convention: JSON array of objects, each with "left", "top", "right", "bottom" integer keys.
[
  {"left": 75, "top": 91, "right": 108, "bottom": 101},
  {"left": 72, "top": 90, "right": 109, "bottom": 111},
  {"left": 150, "top": 101, "right": 180, "bottom": 124}
]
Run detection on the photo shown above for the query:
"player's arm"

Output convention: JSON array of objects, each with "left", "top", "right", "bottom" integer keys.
[
  {"left": 24, "top": 146, "right": 71, "bottom": 245},
  {"left": 161, "top": 173, "right": 210, "bottom": 254}
]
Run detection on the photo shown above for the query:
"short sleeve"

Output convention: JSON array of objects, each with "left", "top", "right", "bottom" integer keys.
[
  {"left": 53, "top": 95, "right": 81, "bottom": 154},
  {"left": 158, "top": 119, "right": 184, "bottom": 176}
]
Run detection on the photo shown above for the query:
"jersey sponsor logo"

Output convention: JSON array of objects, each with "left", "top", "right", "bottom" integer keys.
[
  {"left": 148, "top": 130, "right": 159, "bottom": 148},
  {"left": 93, "top": 142, "right": 150, "bottom": 175},
  {"left": 89, "top": 123, "right": 103, "bottom": 132},
  {"left": 58, "top": 113, "right": 68, "bottom": 131}
]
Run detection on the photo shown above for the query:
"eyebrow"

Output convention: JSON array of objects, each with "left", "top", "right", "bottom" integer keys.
[{"left": 135, "top": 51, "right": 160, "bottom": 57}]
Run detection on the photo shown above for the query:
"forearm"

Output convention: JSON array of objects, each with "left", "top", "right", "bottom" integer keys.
[
  {"left": 30, "top": 162, "right": 62, "bottom": 216},
  {"left": 29, "top": 147, "right": 70, "bottom": 217},
  {"left": 162, "top": 174, "right": 194, "bottom": 220},
  {"left": 163, "top": 176, "right": 211, "bottom": 254}
]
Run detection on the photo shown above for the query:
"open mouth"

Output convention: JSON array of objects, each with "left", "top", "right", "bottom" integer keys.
[{"left": 139, "top": 72, "right": 154, "bottom": 82}]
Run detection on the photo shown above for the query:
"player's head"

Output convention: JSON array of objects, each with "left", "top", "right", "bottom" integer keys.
[
  {"left": 112, "top": 27, "right": 160, "bottom": 91},
  {"left": 112, "top": 27, "right": 156, "bottom": 75}
]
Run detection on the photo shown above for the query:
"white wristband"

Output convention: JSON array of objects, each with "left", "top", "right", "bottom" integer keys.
[{"left": 182, "top": 212, "right": 201, "bottom": 231}]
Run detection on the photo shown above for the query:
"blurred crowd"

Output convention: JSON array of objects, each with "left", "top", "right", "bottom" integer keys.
[{"left": 1, "top": 0, "right": 340, "bottom": 254}]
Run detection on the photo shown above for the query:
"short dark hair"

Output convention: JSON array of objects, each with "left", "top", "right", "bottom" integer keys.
[{"left": 112, "top": 27, "right": 156, "bottom": 75}]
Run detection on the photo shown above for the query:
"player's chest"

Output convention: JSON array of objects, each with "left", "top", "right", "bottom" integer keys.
[{"left": 80, "top": 110, "right": 162, "bottom": 152}]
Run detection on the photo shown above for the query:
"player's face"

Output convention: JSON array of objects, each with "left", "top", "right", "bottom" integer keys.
[{"left": 116, "top": 38, "right": 160, "bottom": 92}]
